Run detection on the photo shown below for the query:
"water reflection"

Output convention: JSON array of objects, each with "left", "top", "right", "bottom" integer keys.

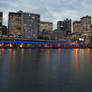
[
  {"left": 86, "top": 49, "right": 90, "bottom": 71},
  {"left": 58, "top": 48, "right": 61, "bottom": 64},
  {"left": 12, "top": 49, "right": 16, "bottom": 64},
  {"left": 2, "top": 48, "right": 4, "bottom": 53},
  {"left": 45, "top": 49, "right": 50, "bottom": 62},
  {"left": 73, "top": 49, "right": 91, "bottom": 79},
  {"left": 0, "top": 49, "right": 92, "bottom": 91},
  {"left": 8, "top": 49, "right": 12, "bottom": 63},
  {"left": 0, "top": 48, "right": 5, "bottom": 56},
  {"left": 8, "top": 48, "right": 12, "bottom": 57},
  {"left": 87, "top": 49, "right": 90, "bottom": 65},
  {"left": 20, "top": 48, "right": 24, "bottom": 64},
  {"left": 58, "top": 48, "right": 61, "bottom": 57},
  {"left": 45, "top": 49, "right": 50, "bottom": 72},
  {"left": 73, "top": 49, "right": 79, "bottom": 79},
  {"left": 0, "top": 49, "right": 9, "bottom": 89},
  {"left": 19, "top": 48, "right": 25, "bottom": 72}
]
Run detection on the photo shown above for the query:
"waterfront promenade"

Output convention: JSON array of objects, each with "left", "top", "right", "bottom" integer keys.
[{"left": 0, "top": 38, "right": 88, "bottom": 48}]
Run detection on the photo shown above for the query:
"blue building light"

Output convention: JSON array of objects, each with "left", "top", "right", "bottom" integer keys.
[{"left": 0, "top": 40, "right": 81, "bottom": 46}]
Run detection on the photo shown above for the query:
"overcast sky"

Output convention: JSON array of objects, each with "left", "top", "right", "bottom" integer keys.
[{"left": 0, "top": 0, "right": 92, "bottom": 29}]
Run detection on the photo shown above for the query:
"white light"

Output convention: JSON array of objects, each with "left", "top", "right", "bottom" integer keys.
[
  {"left": 20, "top": 44, "right": 23, "bottom": 48},
  {"left": 79, "top": 38, "right": 84, "bottom": 41},
  {"left": 10, "top": 44, "right": 12, "bottom": 47}
]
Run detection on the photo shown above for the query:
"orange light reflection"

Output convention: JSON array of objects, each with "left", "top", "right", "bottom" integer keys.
[
  {"left": 73, "top": 49, "right": 79, "bottom": 79},
  {"left": 58, "top": 48, "right": 61, "bottom": 57},
  {"left": 86, "top": 48, "right": 90, "bottom": 69}
]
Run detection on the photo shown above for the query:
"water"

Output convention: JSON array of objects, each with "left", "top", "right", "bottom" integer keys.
[{"left": 0, "top": 48, "right": 92, "bottom": 92}]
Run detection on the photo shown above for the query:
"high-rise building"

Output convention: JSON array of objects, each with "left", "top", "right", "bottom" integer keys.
[
  {"left": 0, "top": 12, "right": 3, "bottom": 26},
  {"left": 64, "top": 18, "right": 72, "bottom": 35},
  {"left": 80, "top": 16, "right": 92, "bottom": 42},
  {"left": 57, "top": 21, "right": 65, "bottom": 30},
  {"left": 72, "top": 16, "right": 92, "bottom": 42},
  {"left": 73, "top": 21, "right": 81, "bottom": 33},
  {"left": 57, "top": 19, "right": 71, "bottom": 35},
  {"left": 22, "top": 12, "right": 40, "bottom": 39},
  {"left": 8, "top": 12, "right": 22, "bottom": 36},
  {"left": 0, "top": 12, "right": 7, "bottom": 36},
  {"left": 8, "top": 11, "right": 40, "bottom": 39},
  {"left": 80, "top": 16, "right": 91, "bottom": 32}
]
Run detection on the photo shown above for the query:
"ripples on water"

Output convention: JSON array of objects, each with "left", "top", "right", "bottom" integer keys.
[{"left": 0, "top": 48, "right": 92, "bottom": 92}]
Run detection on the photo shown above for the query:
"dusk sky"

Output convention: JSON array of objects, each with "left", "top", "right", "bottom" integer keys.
[{"left": 0, "top": 0, "right": 92, "bottom": 29}]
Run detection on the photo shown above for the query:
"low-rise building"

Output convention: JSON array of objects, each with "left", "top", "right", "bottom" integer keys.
[
  {"left": 51, "top": 29, "right": 66, "bottom": 40},
  {"left": 39, "top": 21, "right": 53, "bottom": 39}
]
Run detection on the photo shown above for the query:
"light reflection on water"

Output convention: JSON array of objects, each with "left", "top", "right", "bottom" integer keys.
[
  {"left": 86, "top": 49, "right": 90, "bottom": 69},
  {"left": 8, "top": 48, "right": 12, "bottom": 63},
  {"left": 0, "top": 49, "right": 92, "bottom": 91},
  {"left": 20, "top": 48, "right": 24, "bottom": 64},
  {"left": 73, "top": 49, "right": 79, "bottom": 79},
  {"left": 58, "top": 48, "right": 61, "bottom": 64}
]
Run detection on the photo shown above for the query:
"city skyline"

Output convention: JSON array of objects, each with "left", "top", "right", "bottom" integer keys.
[{"left": 0, "top": 0, "right": 92, "bottom": 29}]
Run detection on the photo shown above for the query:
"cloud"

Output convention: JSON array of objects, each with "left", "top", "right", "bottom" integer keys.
[{"left": 0, "top": 0, "right": 92, "bottom": 29}]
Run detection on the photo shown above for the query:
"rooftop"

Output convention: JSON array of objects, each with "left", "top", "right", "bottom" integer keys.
[
  {"left": 40, "top": 21, "right": 53, "bottom": 24},
  {"left": 9, "top": 10, "right": 40, "bottom": 16}
]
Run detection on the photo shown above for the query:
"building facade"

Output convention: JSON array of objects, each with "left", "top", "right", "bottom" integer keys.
[
  {"left": 0, "top": 12, "right": 3, "bottom": 26},
  {"left": 51, "top": 29, "right": 66, "bottom": 40},
  {"left": 0, "top": 12, "right": 3, "bottom": 36},
  {"left": 72, "top": 16, "right": 92, "bottom": 43},
  {"left": 80, "top": 16, "right": 92, "bottom": 42},
  {"left": 8, "top": 11, "right": 40, "bottom": 39},
  {"left": 0, "top": 12, "right": 7, "bottom": 36},
  {"left": 40, "top": 21, "right": 53, "bottom": 33},
  {"left": 80, "top": 16, "right": 91, "bottom": 32},
  {"left": 57, "top": 21, "right": 65, "bottom": 30},
  {"left": 64, "top": 19, "right": 71, "bottom": 35},
  {"left": 57, "top": 19, "right": 71, "bottom": 35},
  {"left": 8, "top": 12, "right": 22, "bottom": 36},
  {"left": 39, "top": 21, "right": 53, "bottom": 39},
  {"left": 0, "top": 25, "right": 7, "bottom": 35},
  {"left": 22, "top": 12, "right": 40, "bottom": 39},
  {"left": 73, "top": 21, "right": 81, "bottom": 33}
]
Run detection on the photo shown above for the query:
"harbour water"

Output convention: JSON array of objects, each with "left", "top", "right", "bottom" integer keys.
[{"left": 0, "top": 48, "right": 92, "bottom": 92}]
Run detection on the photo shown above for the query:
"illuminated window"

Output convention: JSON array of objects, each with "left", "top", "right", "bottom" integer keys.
[
  {"left": 32, "top": 16, "right": 35, "bottom": 19},
  {"left": 24, "top": 24, "right": 27, "bottom": 26}
]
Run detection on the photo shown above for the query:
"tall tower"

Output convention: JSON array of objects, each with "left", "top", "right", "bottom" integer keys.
[{"left": 64, "top": 18, "right": 71, "bottom": 35}]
